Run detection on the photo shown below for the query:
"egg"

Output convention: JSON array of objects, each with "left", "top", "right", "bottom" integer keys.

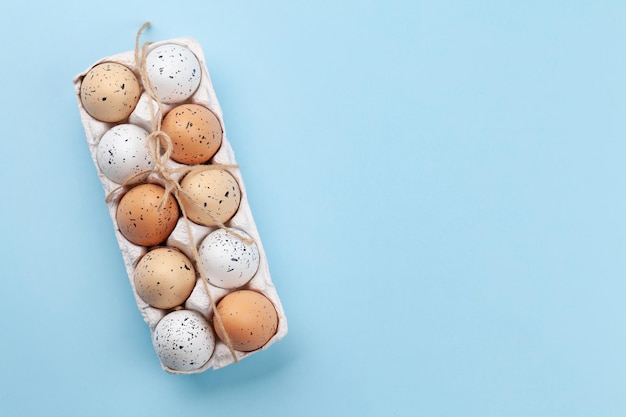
[
  {"left": 198, "top": 229, "right": 259, "bottom": 289},
  {"left": 96, "top": 124, "right": 153, "bottom": 184},
  {"left": 161, "top": 104, "right": 222, "bottom": 164},
  {"left": 213, "top": 290, "right": 278, "bottom": 352},
  {"left": 116, "top": 184, "right": 179, "bottom": 246},
  {"left": 152, "top": 309, "right": 215, "bottom": 371},
  {"left": 179, "top": 168, "right": 241, "bottom": 226},
  {"left": 145, "top": 44, "right": 201, "bottom": 104},
  {"left": 134, "top": 247, "right": 196, "bottom": 309},
  {"left": 80, "top": 62, "right": 141, "bottom": 122}
]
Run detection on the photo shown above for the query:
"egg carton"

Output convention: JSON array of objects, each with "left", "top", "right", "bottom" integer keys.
[{"left": 73, "top": 36, "right": 287, "bottom": 374}]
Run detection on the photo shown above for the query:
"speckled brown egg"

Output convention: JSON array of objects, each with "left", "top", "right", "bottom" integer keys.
[
  {"left": 213, "top": 290, "right": 278, "bottom": 352},
  {"left": 179, "top": 168, "right": 241, "bottom": 226},
  {"left": 116, "top": 183, "right": 179, "bottom": 246},
  {"left": 80, "top": 62, "right": 141, "bottom": 123},
  {"left": 134, "top": 247, "right": 196, "bottom": 309},
  {"left": 161, "top": 104, "right": 223, "bottom": 165}
]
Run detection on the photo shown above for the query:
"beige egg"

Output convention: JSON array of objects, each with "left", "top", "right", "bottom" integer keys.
[
  {"left": 80, "top": 62, "right": 141, "bottom": 123},
  {"left": 134, "top": 247, "right": 196, "bottom": 309},
  {"left": 162, "top": 104, "right": 223, "bottom": 165},
  {"left": 213, "top": 290, "right": 278, "bottom": 352},
  {"left": 116, "top": 183, "right": 179, "bottom": 246},
  {"left": 179, "top": 168, "right": 241, "bottom": 226}
]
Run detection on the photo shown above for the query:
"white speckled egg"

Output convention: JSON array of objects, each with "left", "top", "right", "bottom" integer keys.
[
  {"left": 145, "top": 44, "right": 201, "bottom": 104},
  {"left": 152, "top": 310, "right": 215, "bottom": 372},
  {"left": 96, "top": 124, "right": 153, "bottom": 184},
  {"left": 199, "top": 228, "right": 259, "bottom": 289}
]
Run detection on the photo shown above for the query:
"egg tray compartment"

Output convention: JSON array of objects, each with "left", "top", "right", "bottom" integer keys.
[{"left": 73, "top": 36, "right": 287, "bottom": 374}]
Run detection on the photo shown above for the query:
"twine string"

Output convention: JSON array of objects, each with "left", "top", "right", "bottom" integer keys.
[{"left": 128, "top": 22, "right": 243, "bottom": 362}]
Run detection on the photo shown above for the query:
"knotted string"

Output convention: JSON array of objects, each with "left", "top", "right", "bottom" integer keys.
[{"left": 112, "top": 21, "right": 248, "bottom": 362}]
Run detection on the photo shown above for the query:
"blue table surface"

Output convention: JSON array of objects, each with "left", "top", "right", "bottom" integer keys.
[{"left": 1, "top": 2, "right": 626, "bottom": 416}]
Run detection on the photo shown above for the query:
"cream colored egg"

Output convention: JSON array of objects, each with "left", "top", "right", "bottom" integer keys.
[
  {"left": 134, "top": 247, "right": 196, "bottom": 309},
  {"left": 179, "top": 168, "right": 241, "bottom": 226},
  {"left": 80, "top": 62, "right": 141, "bottom": 123}
]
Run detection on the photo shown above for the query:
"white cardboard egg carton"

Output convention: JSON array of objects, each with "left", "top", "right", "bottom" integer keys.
[{"left": 73, "top": 36, "right": 287, "bottom": 374}]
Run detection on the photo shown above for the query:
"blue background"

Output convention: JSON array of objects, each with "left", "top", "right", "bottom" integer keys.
[{"left": 1, "top": 1, "right": 626, "bottom": 416}]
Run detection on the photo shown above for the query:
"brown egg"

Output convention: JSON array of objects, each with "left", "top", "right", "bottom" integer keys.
[
  {"left": 116, "top": 184, "right": 179, "bottom": 246},
  {"left": 134, "top": 247, "right": 196, "bottom": 309},
  {"left": 161, "top": 104, "right": 222, "bottom": 164},
  {"left": 213, "top": 290, "right": 278, "bottom": 352},
  {"left": 179, "top": 168, "right": 241, "bottom": 226},
  {"left": 80, "top": 62, "right": 141, "bottom": 123}
]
